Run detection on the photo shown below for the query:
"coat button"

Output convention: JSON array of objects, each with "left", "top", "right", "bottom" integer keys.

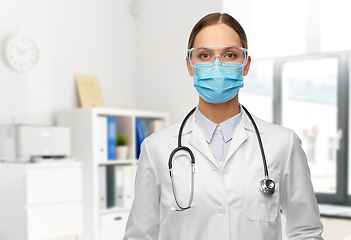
[{"left": 219, "top": 206, "right": 226, "bottom": 214}]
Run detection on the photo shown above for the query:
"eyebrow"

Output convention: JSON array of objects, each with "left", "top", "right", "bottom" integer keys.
[
  {"left": 223, "top": 46, "right": 238, "bottom": 51},
  {"left": 196, "top": 47, "right": 211, "bottom": 51},
  {"left": 196, "top": 46, "right": 239, "bottom": 51}
]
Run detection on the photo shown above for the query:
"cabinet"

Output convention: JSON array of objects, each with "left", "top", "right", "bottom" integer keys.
[
  {"left": 0, "top": 162, "right": 83, "bottom": 240},
  {"left": 57, "top": 108, "right": 169, "bottom": 240}
]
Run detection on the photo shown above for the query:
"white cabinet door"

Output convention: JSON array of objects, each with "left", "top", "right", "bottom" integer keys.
[
  {"left": 27, "top": 202, "right": 82, "bottom": 240},
  {"left": 26, "top": 167, "right": 82, "bottom": 205},
  {"left": 100, "top": 212, "right": 129, "bottom": 240}
]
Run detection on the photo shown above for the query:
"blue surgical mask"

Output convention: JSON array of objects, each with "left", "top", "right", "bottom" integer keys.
[{"left": 193, "top": 61, "right": 244, "bottom": 104}]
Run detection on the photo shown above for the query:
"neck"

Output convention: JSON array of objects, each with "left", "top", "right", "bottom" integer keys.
[{"left": 198, "top": 95, "right": 240, "bottom": 124}]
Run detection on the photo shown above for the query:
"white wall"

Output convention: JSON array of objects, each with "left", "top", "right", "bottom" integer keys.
[
  {"left": 135, "top": 0, "right": 222, "bottom": 124},
  {"left": 0, "top": 0, "right": 137, "bottom": 125}
]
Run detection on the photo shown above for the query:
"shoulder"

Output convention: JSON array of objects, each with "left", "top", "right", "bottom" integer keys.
[
  {"left": 251, "top": 115, "right": 305, "bottom": 170},
  {"left": 148, "top": 121, "right": 180, "bottom": 140},
  {"left": 252, "top": 114, "right": 300, "bottom": 145},
  {"left": 142, "top": 121, "right": 181, "bottom": 149}
]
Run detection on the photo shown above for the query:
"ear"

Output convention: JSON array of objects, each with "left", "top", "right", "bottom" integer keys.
[
  {"left": 186, "top": 57, "right": 194, "bottom": 77},
  {"left": 243, "top": 56, "right": 251, "bottom": 76}
]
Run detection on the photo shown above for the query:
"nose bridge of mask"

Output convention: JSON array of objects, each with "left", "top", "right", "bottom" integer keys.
[{"left": 194, "top": 61, "right": 244, "bottom": 80}]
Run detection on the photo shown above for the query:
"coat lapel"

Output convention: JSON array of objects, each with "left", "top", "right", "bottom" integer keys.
[
  {"left": 224, "top": 110, "right": 264, "bottom": 163},
  {"left": 224, "top": 119, "right": 248, "bottom": 163},
  {"left": 173, "top": 111, "right": 217, "bottom": 166},
  {"left": 189, "top": 122, "right": 217, "bottom": 166}
]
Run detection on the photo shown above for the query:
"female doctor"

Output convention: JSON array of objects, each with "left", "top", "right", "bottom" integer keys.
[{"left": 124, "top": 12, "right": 324, "bottom": 240}]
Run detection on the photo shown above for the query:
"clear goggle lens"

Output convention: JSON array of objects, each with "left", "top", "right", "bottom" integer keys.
[{"left": 187, "top": 45, "right": 248, "bottom": 69}]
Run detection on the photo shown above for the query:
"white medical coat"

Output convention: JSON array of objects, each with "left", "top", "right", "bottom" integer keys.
[{"left": 124, "top": 111, "right": 324, "bottom": 240}]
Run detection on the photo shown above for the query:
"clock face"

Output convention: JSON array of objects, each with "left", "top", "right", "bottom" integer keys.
[{"left": 4, "top": 35, "right": 39, "bottom": 72}]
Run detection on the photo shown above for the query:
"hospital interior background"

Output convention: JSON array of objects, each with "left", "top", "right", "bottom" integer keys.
[{"left": 0, "top": 0, "right": 351, "bottom": 240}]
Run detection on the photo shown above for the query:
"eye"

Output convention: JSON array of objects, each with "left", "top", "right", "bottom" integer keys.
[
  {"left": 225, "top": 52, "right": 237, "bottom": 59},
  {"left": 199, "top": 53, "right": 212, "bottom": 60}
]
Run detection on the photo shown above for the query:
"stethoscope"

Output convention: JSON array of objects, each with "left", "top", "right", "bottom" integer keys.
[{"left": 168, "top": 105, "right": 276, "bottom": 211}]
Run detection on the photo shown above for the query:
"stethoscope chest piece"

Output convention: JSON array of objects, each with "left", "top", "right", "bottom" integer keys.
[{"left": 259, "top": 178, "right": 275, "bottom": 195}]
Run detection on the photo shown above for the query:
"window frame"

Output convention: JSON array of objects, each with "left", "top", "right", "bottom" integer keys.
[
  {"left": 272, "top": 52, "right": 350, "bottom": 206},
  {"left": 327, "top": 137, "right": 334, "bottom": 162}
]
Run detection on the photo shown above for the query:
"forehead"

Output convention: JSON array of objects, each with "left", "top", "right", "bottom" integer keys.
[{"left": 193, "top": 23, "right": 242, "bottom": 48}]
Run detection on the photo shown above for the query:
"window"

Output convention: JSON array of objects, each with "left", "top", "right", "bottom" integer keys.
[
  {"left": 280, "top": 57, "right": 339, "bottom": 194},
  {"left": 240, "top": 60, "right": 274, "bottom": 122},
  {"left": 307, "top": 136, "right": 316, "bottom": 163},
  {"left": 223, "top": 0, "right": 351, "bottom": 206},
  {"left": 245, "top": 53, "right": 350, "bottom": 205},
  {"left": 328, "top": 137, "right": 334, "bottom": 162}
]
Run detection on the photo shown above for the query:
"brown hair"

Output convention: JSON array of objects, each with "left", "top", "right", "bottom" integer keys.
[{"left": 187, "top": 12, "right": 248, "bottom": 49}]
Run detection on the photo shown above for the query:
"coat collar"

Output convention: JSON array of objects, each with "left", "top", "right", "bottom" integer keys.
[
  {"left": 173, "top": 108, "right": 264, "bottom": 167},
  {"left": 173, "top": 110, "right": 196, "bottom": 137},
  {"left": 241, "top": 109, "right": 264, "bottom": 134},
  {"left": 173, "top": 108, "right": 263, "bottom": 137}
]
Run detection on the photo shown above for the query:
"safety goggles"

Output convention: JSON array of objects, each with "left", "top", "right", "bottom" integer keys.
[{"left": 187, "top": 45, "right": 249, "bottom": 69}]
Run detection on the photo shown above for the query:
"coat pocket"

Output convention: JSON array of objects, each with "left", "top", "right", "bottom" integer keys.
[
  {"left": 243, "top": 166, "right": 280, "bottom": 223},
  {"left": 158, "top": 203, "right": 181, "bottom": 240}
]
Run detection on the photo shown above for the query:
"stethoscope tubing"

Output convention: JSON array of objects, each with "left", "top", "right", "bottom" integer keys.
[
  {"left": 241, "top": 105, "right": 269, "bottom": 179},
  {"left": 170, "top": 164, "right": 195, "bottom": 211},
  {"left": 168, "top": 107, "right": 196, "bottom": 211},
  {"left": 178, "top": 108, "right": 196, "bottom": 148},
  {"left": 168, "top": 105, "right": 275, "bottom": 211}
]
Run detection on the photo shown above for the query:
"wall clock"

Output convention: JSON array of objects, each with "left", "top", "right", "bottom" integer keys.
[{"left": 4, "top": 35, "right": 39, "bottom": 72}]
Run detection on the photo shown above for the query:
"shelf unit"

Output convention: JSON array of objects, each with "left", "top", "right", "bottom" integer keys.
[{"left": 57, "top": 108, "right": 169, "bottom": 240}]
